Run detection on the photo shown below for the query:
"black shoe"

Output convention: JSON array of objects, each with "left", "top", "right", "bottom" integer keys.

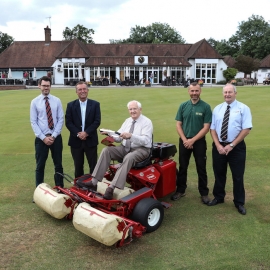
[
  {"left": 103, "top": 187, "right": 114, "bottom": 200},
  {"left": 201, "top": 195, "right": 210, "bottom": 204},
  {"left": 83, "top": 181, "right": 97, "bottom": 191},
  {"left": 32, "top": 200, "right": 35, "bottom": 203},
  {"left": 207, "top": 198, "right": 224, "bottom": 206},
  {"left": 236, "top": 205, "right": 246, "bottom": 215},
  {"left": 171, "top": 192, "right": 186, "bottom": 201}
]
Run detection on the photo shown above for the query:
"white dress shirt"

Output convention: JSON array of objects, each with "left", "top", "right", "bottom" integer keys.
[
  {"left": 79, "top": 100, "right": 87, "bottom": 131},
  {"left": 114, "top": 114, "right": 153, "bottom": 148}
]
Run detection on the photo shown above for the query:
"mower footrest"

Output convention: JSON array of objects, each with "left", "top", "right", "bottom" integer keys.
[
  {"left": 98, "top": 179, "right": 134, "bottom": 200},
  {"left": 120, "top": 187, "right": 152, "bottom": 202}
]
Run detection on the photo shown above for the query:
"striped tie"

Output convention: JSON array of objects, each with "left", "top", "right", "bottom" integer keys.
[
  {"left": 45, "top": 97, "right": 54, "bottom": 130},
  {"left": 220, "top": 105, "right": 230, "bottom": 141},
  {"left": 125, "top": 120, "right": 136, "bottom": 152}
]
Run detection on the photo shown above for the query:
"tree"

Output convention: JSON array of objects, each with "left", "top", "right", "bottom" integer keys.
[
  {"left": 253, "top": 27, "right": 270, "bottom": 60},
  {"left": 112, "top": 22, "right": 185, "bottom": 44},
  {"left": 234, "top": 55, "right": 260, "bottom": 75},
  {"left": 207, "top": 37, "right": 238, "bottom": 57},
  {"left": 230, "top": 14, "right": 270, "bottom": 59},
  {"left": 109, "top": 39, "right": 124, "bottom": 44},
  {"left": 223, "top": 68, "right": 238, "bottom": 82},
  {"left": 0, "top": 31, "right": 14, "bottom": 53},
  {"left": 63, "top": 24, "right": 95, "bottom": 43}
]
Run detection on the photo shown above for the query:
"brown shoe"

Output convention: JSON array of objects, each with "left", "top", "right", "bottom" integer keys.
[
  {"left": 201, "top": 195, "right": 210, "bottom": 204},
  {"left": 171, "top": 192, "right": 186, "bottom": 201},
  {"left": 83, "top": 181, "right": 97, "bottom": 191},
  {"left": 103, "top": 187, "right": 114, "bottom": 200}
]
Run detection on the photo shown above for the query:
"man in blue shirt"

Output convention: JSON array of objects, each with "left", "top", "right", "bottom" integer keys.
[
  {"left": 208, "top": 83, "right": 252, "bottom": 215},
  {"left": 30, "top": 76, "right": 64, "bottom": 189}
]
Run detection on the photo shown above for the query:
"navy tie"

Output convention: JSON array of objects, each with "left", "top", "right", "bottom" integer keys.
[{"left": 220, "top": 105, "right": 230, "bottom": 141}]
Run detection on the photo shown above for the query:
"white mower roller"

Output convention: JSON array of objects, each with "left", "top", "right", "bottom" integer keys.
[
  {"left": 33, "top": 183, "right": 74, "bottom": 219},
  {"left": 73, "top": 202, "right": 129, "bottom": 246}
]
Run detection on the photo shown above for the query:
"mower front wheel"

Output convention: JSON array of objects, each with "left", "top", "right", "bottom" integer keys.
[{"left": 131, "top": 198, "right": 164, "bottom": 233}]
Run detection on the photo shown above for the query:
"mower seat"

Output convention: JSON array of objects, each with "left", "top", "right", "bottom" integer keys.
[
  {"left": 115, "top": 135, "right": 153, "bottom": 169},
  {"left": 133, "top": 135, "right": 153, "bottom": 169},
  {"left": 132, "top": 147, "right": 153, "bottom": 169}
]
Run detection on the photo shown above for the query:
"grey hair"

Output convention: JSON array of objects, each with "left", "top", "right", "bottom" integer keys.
[
  {"left": 223, "top": 83, "right": 237, "bottom": 93},
  {"left": 127, "top": 100, "right": 142, "bottom": 108}
]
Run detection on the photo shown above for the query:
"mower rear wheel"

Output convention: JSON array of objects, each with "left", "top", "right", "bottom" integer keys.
[{"left": 131, "top": 198, "right": 164, "bottom": 233}]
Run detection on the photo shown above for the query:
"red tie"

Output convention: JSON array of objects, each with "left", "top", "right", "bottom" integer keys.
[{"left": 45, "top": 97, "right": 54, "bottom": 130}]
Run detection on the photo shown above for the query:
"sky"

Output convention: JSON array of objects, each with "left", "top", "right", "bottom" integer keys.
[{"left": 1, "top": 0, "right": 270, "bottom": 44}]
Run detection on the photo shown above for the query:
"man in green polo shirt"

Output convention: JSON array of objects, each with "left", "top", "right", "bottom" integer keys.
[{"left": 171, "top": 81, "right": 212, "bottom": 204}]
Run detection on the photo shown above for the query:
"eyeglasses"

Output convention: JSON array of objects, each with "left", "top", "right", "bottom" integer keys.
[{"left": 41, "top": 85, "right": 50, "bottom": 88}]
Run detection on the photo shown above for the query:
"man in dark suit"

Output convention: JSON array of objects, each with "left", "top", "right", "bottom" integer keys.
[{"left": 65, "top": 81, "right": 101, "bottom": 178}]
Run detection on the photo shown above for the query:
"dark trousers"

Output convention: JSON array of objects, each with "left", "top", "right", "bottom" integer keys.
[
  {"left": 70, "top": 141, "right": 97, "bottom": 178},
  {"left": 212, "top": 141, "right": 246, "bottom": 206},
  {"left": 176, "top": 137, "right": 209, "bottom": 196},
  {"left": 35, "top": 135, "right": 63, "bottom": 187}
]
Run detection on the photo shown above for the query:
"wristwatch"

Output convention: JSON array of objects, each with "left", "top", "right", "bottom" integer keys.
[{"left": 230, "top": 143, "right": 234, "bottom": 148}]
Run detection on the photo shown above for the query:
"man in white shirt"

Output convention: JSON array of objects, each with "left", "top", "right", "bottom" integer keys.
[
  {"left": 30, "top": 76, "right": 64, "bottom": 189},
  {"left": 84, "top": 100, "right": 153, "bottom": 200}
]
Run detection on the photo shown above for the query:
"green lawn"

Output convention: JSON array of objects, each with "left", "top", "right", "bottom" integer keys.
[{"left": 0, "top": 85, "right": 270, "bottom": 270}]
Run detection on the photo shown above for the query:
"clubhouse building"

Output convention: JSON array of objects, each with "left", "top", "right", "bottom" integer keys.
[{"left": 0, "top": 26, "right": 269, "bottom": 85}]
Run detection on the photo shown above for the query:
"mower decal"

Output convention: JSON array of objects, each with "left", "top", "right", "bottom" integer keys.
[
  {"left": 117, "top": 221, "right": 125, "bottom": 232},
  {"left": 39, "top": 186, "right": 57, "bottom": 197},
  {"left": 81, "top": 205, "right": 107, "bottom": 219},
  {"left": 64, "top": 198, "right": 73, "bottom": 208},
  {"left": 146, "top": 174, "right": 156, "bottom": 181}
]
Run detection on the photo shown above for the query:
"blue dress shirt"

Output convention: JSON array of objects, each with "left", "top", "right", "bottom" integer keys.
[
  {"left": 210, "top": 100, "right": 252, "bottom": 142},
  {"left": 30, "top": 93, "right": 64, "bottom": 140}
]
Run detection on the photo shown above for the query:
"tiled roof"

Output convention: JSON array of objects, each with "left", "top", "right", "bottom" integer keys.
[
  {"left": 0, "top": 40, "right": 70, "bottom": 68},
  {"left": 223, "top": 56, "right": 236, "bottom": 68},
  {"left": 0, "top": 36, "right": 224, "bottom": 69},
  {"left": 259, "top": 54, "right": 270, "bottom": 68},
  {"left": 185, "top": 39, "right": 223, "bottom": 59}
]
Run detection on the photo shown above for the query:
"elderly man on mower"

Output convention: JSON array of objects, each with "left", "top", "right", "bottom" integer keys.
[{"left": 84, "top": 100, "right": 153, "bottom": 200}]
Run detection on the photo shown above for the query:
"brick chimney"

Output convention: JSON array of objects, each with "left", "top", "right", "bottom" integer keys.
[{"left": 44, "top": 26, "right": 51, "bottom": 43}]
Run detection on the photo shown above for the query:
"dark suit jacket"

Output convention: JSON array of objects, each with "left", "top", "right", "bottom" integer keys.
[{"left": 65, "top": 99, "right": 101, "bottom": 148}]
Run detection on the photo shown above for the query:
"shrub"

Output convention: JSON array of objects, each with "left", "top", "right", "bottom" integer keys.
[{"left": 223, "top": 68, "right": 238, "bottom": 82}]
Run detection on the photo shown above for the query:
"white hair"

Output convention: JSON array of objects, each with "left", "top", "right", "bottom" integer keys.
[
  {"left": 127, "top": 100, "right": 142, "bottom": 108},
  {"left": 223, "top": 83, "right": 237, "bottom": 93}
]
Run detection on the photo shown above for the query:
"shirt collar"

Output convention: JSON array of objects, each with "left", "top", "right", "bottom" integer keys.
[
  {"left": 79, "top": 99, "right": 87, "bottom": 105},
  {"left": 225, "top": 99, "right": 236, "bottom": 107}
]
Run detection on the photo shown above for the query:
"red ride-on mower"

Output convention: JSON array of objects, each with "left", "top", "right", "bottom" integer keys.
[{"left": 33, "top": 138, "right": 177, "bottom": 247}]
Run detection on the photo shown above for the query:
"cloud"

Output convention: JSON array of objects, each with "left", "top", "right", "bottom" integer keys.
[{"left": 0, "top": 0, "right": 270, "bottom": 43}]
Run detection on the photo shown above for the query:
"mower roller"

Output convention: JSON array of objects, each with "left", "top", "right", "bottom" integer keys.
[{"left": 34, "top": 140, "right": 177, "bottom": 247}]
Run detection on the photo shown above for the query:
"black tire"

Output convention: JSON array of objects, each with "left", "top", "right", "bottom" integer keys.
[{"left": 131, "top": 198, "right": 164, "bottom": 233}]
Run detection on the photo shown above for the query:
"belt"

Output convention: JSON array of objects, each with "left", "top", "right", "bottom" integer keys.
[
  {"left": 45, "top": 133, "right": 52, "bottom": 137},
  {"left": 219, "top": 141, "right": 232, "bottom": 146}
]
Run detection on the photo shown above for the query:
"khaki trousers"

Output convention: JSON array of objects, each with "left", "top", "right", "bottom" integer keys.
[{"left": 91, "top": 145, "right": 150, "bottom": 189}]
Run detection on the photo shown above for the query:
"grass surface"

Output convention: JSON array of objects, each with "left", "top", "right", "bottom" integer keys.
[{"left": 0, "top": 85, "right": 270, "bottom": 270}]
